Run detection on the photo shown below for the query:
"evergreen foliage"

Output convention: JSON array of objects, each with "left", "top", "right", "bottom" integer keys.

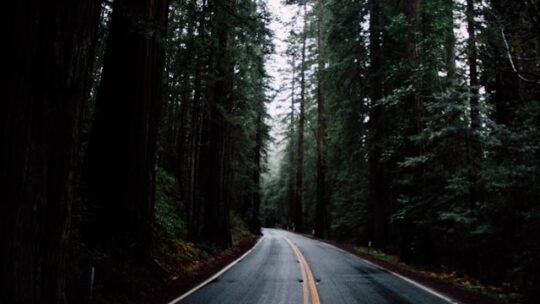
[{"left": 265, "top": 0, "right": 540, "bottom": 300}]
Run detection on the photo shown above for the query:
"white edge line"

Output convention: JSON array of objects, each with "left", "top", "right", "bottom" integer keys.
[
  {"left": 318, "top": 240, "right": 461, "bottom": 304},
  {"left": 167, "top": 235, "right": 265, "bottom": 304}
]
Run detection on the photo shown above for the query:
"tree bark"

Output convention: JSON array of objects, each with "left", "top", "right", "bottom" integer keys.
[
  {"left": 82, "top": 0, "right": 169, "bottom": 261},
  {"left": 368, "top": 0, "right": 390, "bottom": 247},
  {"left": 294, "top": 1, "right": 308, "bottom": 233},
  {"left": 402, "top": 0, "right": 424, "bottom": 194},
  {"left": 445, "top": 0, "right": 457, "bottom": 83},
  {"left": 287, "top": 56, "right": 296, "bottom": 229},
  {"left": 199, "top": 0, "right": 234, "bottom": 247},
  {"left": 315, "top": 0, "right": 329, "bottom": 239},
  {"left": 404, "top": 0, "right": 423, "bottom": 136},
  {"left": 250, "top": 109, "right": 264, "bottom": 234},
  {"left": 399, "top": 0, "right": 424, "bottom": 257},
  {"left": 466, "top": 0, "right": 483, "bottom": 208},
  {"left": 1, "top": 1, "right": 101, "bottom": 303}
]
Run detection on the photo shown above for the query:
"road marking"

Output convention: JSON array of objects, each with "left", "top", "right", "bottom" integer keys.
[
  {"left": 318, "top": 239, "right": 461, "bottom": 304},
  {"left": 295, "top": 242, "right": 309, "bottom": 304},
  {"left": 283, "top": 236, "right": 320, "bottom": 304},
  {"left": 167, "top": 235, "right": 265, "bottom": 304}
]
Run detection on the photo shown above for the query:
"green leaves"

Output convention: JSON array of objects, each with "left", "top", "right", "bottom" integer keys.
[{"left": 155, "top": 168, "right": 184, "bottom": 239}]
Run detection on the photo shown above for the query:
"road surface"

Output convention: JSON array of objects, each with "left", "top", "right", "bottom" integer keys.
[{"left": 176, "top": 228, "right": 458, "bottom": 304}]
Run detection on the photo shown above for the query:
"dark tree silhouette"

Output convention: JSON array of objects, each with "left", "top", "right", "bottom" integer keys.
[
  {"left": 1, "top": 1, "right": 102, "bottom": 302},
  {"left": 83, "top": 0, "right": 169, "bottom": 260}
]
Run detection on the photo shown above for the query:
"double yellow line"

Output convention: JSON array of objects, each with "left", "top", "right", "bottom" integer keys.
[{"left": 283, "top": 236, "right": 320, "bottom": 304}]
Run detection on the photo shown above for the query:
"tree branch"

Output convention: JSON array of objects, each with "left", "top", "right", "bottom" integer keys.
[{"left": 500, "top": 28, "right": 540, "bottom": 85}]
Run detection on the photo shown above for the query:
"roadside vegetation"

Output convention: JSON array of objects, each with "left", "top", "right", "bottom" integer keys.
[{"left": 264, "top": 1, "right": 539, "bottom": 303}]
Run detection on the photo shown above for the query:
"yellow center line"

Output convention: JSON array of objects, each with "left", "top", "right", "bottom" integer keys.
[
  {"left": 283, "top": 236, "right": 321, "bottom": 304},
  {"left": 298, "top": 247, "right": 309, "bottom": 304}
]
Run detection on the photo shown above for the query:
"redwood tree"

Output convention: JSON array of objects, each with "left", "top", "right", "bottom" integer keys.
[
  {"left": 294, "top": 1, "right": 309, "bottom": 233},
  {"left": 368, "top": 0, "right": 390, "bottom": 247},
  {"left": 199, "top": 0, "right": 235, "bottom": 247},
  {"left": 83, "top": 0, "right": 169, "bottom": 260},
  {"left": 1, "top": 1, "right": 101, "bottom": 302},
  {"left": 314, "top": 0, "right": 329, "bottom": 239}
]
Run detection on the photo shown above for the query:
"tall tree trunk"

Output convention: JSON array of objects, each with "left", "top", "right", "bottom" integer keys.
[
  {"left": 368, "top": 0, "right": 390, "bottom": 247},
  {"left": 294, "top": 2, "right": 308, "bottom": 233},
  {"left": 1, "top": 1, "right": 101, "bottom": 303},
  {"left": 315, "top": 0, "right": 328, "bottom": 239},
  {"left": 287, "top": 56, "right": 296, "bottom": 229},
  {"left": 399, "top": 0, "right": 424, "bottom": 258},
  {"left": 446, "top": 0, "right": 457, "bottom": 83},
  {"left": 186, "top": 60, "right": 203, "bottom": 239},
  {"left": 185, "top": 0, "right": 210, "bottom": 240},
  {"left": 199, "top": 0, "right": 234, "bottom": 247},
  {"left": 250, "top": 108, "right": 263, "bottom": 234},
  {"left": 404, "top": 0, "right": 423, "bottom": 137},
  {"left": 466, "top": 0, "right": 482, "bottom": 208},
  {"left": 402, "top": 0, "right": 424, "bottom": 195},
  {"left": 82, "top": 0, "right": 169, "bottom": 261},
  {"left": 176, "top": 0, "right": 203, "bottom": 239}
]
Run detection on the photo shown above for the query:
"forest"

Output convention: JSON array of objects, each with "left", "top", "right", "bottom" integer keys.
[{"left": 2, "top": 0, "right": 539, "bottom": 303}]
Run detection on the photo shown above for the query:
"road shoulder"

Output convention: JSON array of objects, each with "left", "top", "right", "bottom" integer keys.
[{"left": 316, "top": 238, "right": 505, "bottom": 304}]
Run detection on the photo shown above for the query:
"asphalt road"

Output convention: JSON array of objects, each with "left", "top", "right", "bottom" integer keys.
[{"left": 177, "top": 228, "right": 458, "bottom": 304}]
